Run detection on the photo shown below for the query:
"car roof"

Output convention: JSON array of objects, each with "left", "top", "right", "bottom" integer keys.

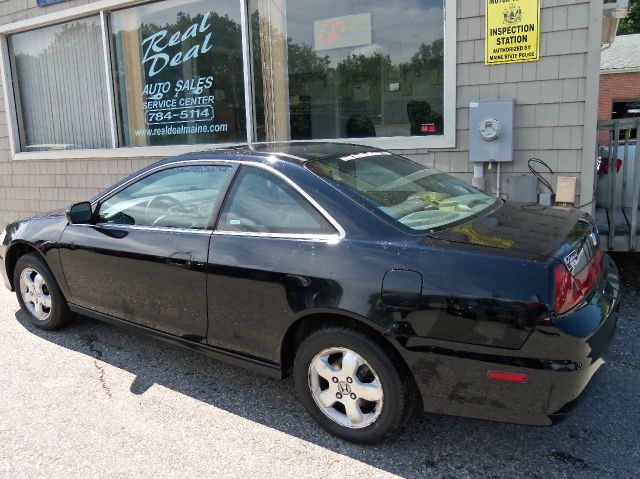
[
  {"left": 89, "top": 142, "right": 388, "bottom": 203},
  {"left": 171, "top": 142, "right": 387, "bottom": 165}
]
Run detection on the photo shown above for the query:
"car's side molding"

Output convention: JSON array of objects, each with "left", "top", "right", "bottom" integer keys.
[{"left": 68, "top": 303, "right": 284, "bottom": 379}]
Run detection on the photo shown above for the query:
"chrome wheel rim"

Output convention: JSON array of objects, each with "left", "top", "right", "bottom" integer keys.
[
  {"left": 308, "top": 347, "right": 384, "bottom": 429},
  {"left": 19, "top": 268, "right": 52, "bottom": 321}
]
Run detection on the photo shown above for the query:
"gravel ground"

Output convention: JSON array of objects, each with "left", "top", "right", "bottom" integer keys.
[{"left": 0, "top": 253, "right": 639, "bottom": 479}]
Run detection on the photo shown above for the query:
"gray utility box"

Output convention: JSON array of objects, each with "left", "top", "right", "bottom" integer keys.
[
  {"left": 469, "top": 98, "right": 515, "bottom": 163},
  {"left": 508, "top": 175, "right": 538, "bottom": 203}
]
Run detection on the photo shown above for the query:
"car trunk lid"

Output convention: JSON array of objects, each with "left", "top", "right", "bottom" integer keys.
[
  {"left": 428, "top": 202, "right": 605, "bottom": 312},
  {"left": 428, "top": 202, "right": 598, "bottom": 262}
]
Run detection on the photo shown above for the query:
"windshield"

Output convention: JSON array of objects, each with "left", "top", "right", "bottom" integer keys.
[{"left": 306, "top": 152, "right": 498, "bottom": 231}]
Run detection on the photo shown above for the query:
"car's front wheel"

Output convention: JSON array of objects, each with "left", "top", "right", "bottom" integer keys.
[
  {"left": 294, "top": 327, "right": 416, "bottom": 443},
  {"left": 14, "top": 253, "right": 73, "bottom": 330}
]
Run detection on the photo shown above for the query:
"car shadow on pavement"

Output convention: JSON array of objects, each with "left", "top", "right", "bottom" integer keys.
[{"left": 13, "top": 307, "right": 639, "bottom": 478}]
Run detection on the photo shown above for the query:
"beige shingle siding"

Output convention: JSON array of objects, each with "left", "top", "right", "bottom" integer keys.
[
  {"left": 0, "top": 0, "right": 599, "bottom": 226},
  {"left": 406, "top": 0, "right": 596, "bottom": 202}
]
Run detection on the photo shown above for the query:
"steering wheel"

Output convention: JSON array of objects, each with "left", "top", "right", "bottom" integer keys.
[{"left": 144, "top": 195, "right": 184, "bottom": 218}]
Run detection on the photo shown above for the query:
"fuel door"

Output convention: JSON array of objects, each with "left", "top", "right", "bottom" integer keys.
[{"left": 381, "top": 269, "right": 423, "bottom": 310}]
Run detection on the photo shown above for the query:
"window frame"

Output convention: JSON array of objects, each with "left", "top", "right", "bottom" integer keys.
[
  {"left": 88, "top": 158, "right": 345, "bottom": 240},
  {"left": 0, "top": 0, "right": 457, "bottom": 161}
]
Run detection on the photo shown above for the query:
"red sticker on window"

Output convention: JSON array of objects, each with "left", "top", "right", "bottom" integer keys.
[{"left": 421, "top": 124, "right": 437, "bottom": 133}]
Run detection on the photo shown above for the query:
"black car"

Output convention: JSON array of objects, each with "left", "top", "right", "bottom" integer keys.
[{"left": 0, "top": 143, "right": 620, "bottom": 443}]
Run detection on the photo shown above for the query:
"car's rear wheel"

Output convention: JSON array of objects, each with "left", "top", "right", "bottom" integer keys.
[
  {"left": 14, "top": 253, "right": 73, "bottom": 330},
  {"left": 293, "top": 327, "right": 416, "bottom": 443}
]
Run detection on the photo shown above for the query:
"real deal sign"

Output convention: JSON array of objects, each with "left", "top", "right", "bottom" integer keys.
[{"left": 485, "top": 0, "right": 540, "bottom": 65}]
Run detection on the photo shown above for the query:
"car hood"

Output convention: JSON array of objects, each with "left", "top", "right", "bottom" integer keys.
[
  {"left": 428, "top": 202, "right": 595, "bottom": 262},
  {"left": 11, "top": 209, "right": 65, "bottom": 224}
]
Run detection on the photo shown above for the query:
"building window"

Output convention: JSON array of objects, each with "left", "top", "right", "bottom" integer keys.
[
  {"left": 110, "top": 0, "right": 246, "bottom": 147},
  {"left": 9, "top": 16, "right": 112, "bottom": 151},
  {"left": 249, "top": 0, "right": 445, "bottom": 142},
  {"left": 2, "top": 0, "right": 454, "bottom": 156}
]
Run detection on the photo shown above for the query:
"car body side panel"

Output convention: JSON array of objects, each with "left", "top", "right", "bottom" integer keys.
[
  {"left": 403, "top": 256, "right": 620, "bottom": 425},
  {"left": 58, "top": 224, "right": 211, "bottom": 339},
  {"left": 0, "top": 214, "right": 69, "bottom": 295},
  {"left": 206, "top": 236, "right": 395, "bottom": 363},
  {"left": 402, "top": 241, "right": 551, "bottom": 349},
  {"left": 206, "top": 233, "right": 551, "bottom": 362}
]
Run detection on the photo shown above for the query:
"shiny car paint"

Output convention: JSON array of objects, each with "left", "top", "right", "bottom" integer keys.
[{"left": 0, "top": 143, "right": 620, "bottom": 427}]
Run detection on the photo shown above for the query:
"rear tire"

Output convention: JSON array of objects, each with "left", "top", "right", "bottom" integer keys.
[
  {"left": 293, "top": 327, "right": 416, "bottom": 444},
  {"left": 14, "top": 253, "right": 73, "bottom": 330}
]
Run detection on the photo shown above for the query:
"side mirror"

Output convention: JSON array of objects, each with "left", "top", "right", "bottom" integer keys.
[{"left": 65, "top": 202, "right": 93, "bottom": 225}]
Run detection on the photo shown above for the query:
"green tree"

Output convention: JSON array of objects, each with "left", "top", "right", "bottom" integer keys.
[
  {"left": 618, "top": 0, "right": 640, "bottom": 35},
  {"left": 410, "top": 39, "right": 444, "bottom": 69}
]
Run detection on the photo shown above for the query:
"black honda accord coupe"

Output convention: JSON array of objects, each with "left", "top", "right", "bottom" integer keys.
[{"left": 1, "top": 143, "right": 620, "bottom": 443}]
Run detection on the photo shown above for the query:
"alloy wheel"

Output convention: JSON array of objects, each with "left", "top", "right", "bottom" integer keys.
[
  {"left": 19, "top": 268, "right": 52, "bottom": 321},
  {"left": 308, "top": 347, "right": 384, "bottom": 429}
]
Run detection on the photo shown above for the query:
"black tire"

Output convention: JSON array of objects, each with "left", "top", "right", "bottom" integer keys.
[
  {"left": 14, "top": 253, "right": 73, "bottom": 330},
  {"left": 293, "top": 327, "right": 416, "bottom": 444}
]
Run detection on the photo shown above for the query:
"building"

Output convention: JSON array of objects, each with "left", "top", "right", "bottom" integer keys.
[
  {"left": 0, "top": 1, "right": 608, "bottom": 226},
  {"left": 599, "top": 33, "right": 640, "bottom": 129}
]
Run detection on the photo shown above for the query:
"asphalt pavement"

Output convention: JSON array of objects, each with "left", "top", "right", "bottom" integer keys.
[{"left": 1, "top": 253, "right": 639, "bottom": 478}]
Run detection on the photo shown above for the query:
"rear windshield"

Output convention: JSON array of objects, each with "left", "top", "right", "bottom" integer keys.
[{"left": 306, "top": 152, "right": 497, "bottom": 231}]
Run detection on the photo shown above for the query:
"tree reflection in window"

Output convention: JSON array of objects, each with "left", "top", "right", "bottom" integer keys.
[{"left": 250, "top": 0, "right": 445, "bottom": 142}]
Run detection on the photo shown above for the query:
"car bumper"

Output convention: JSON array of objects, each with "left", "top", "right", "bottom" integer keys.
[{"left": 403, "top": 255, "right": 621, "bottom": 426}]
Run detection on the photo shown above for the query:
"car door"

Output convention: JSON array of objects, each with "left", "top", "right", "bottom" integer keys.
[
  {"left": 59, "top": 163, "right": 235, "bottom": 339},
  {"left": 206, "top": 165, "right": 344, "bottom": 362}
]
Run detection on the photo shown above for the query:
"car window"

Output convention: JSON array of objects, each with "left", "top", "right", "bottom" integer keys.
[
  {"left": 306, "top": 153, "right": 498, "bottom": 231},
  {"left": 217, "top": 167, "right": 337, "bottom": 236},
  {"left": 98, "top": 165, "right": 233, "bottom": 230}
]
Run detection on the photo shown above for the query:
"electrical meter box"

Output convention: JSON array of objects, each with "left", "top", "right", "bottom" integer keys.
[{"left": 469, "top": 98, "right": 514, "bottom": 163}]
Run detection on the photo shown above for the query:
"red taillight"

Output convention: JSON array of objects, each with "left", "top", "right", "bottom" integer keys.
[
  {"left": 574, "top": 248, "right": 604, "bottom": 294},
  {"left": 487, "top": 371, "right": 528, "bottom": 383},
  {"left": 553, "top": 264, "right": 584, "bottom": 314},
  {"left": 553, "top": 249, "right": 604, "bottom": 314}
]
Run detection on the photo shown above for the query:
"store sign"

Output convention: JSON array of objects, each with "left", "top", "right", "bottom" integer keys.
[
  {"left": 142, "top": 13, "right": 213, "bottom": 78},
  {"left": 485, "top": 0, "right": 540, "bottom": 65},
  {"left": 138, "top": 11, "right": 225, "bottom": 137},
  {"left": 37, "top": 0, "right": 67, "bottom": 5},
  {"left": 314, "top": 13, "right": 372, "bottom": 51}
]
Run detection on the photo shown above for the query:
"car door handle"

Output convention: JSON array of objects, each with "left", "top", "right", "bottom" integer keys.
[{"left": 169, "top": 252, "right": 193, "bottom": 266}]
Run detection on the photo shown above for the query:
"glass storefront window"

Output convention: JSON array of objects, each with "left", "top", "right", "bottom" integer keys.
[
  {"left": 249, "top": 0, "right": 445, "bottom": 142},
  {"left": 9, "top": 17, "right": 112, "bottom": 151},
  {"left": 4, "top": 0, "right": 453, "bottom": 155},
  {"left": 110, "top": 0, "right": 247, "bottom": 147}
]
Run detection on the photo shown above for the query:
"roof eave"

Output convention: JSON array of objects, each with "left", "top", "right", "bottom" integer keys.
[{"left": 600, "top": 67, "right": 640, "bottom": 74}]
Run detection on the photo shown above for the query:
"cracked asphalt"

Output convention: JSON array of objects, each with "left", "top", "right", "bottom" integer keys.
[{"left": 1, "top": 253, "right": 639, "bottom": 478}]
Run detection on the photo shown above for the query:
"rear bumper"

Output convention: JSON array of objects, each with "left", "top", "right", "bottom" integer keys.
[{"left": 404, "top": 255, "right": 620, "bottom": 426}]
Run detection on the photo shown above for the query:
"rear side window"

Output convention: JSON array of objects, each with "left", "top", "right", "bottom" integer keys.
[
  {"left": 306, "top": 152, "right": 497, "bottom": 231},
  {"left": 217, "top": 167, "right": 337, "bottom": 236}
]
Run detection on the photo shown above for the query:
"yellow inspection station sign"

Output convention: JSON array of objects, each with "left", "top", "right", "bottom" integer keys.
[{"left": 485, "top": 0, "right": 540, "bottom": 65}]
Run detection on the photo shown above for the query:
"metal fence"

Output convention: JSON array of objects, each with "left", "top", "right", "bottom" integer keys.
[{"left": 596, "top": 117, "right": 640, "bottom": 251}]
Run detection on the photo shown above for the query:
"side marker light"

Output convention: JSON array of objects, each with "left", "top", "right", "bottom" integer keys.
[{"left": 487, "top": 371, "right": 528, "bottom": 383}]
